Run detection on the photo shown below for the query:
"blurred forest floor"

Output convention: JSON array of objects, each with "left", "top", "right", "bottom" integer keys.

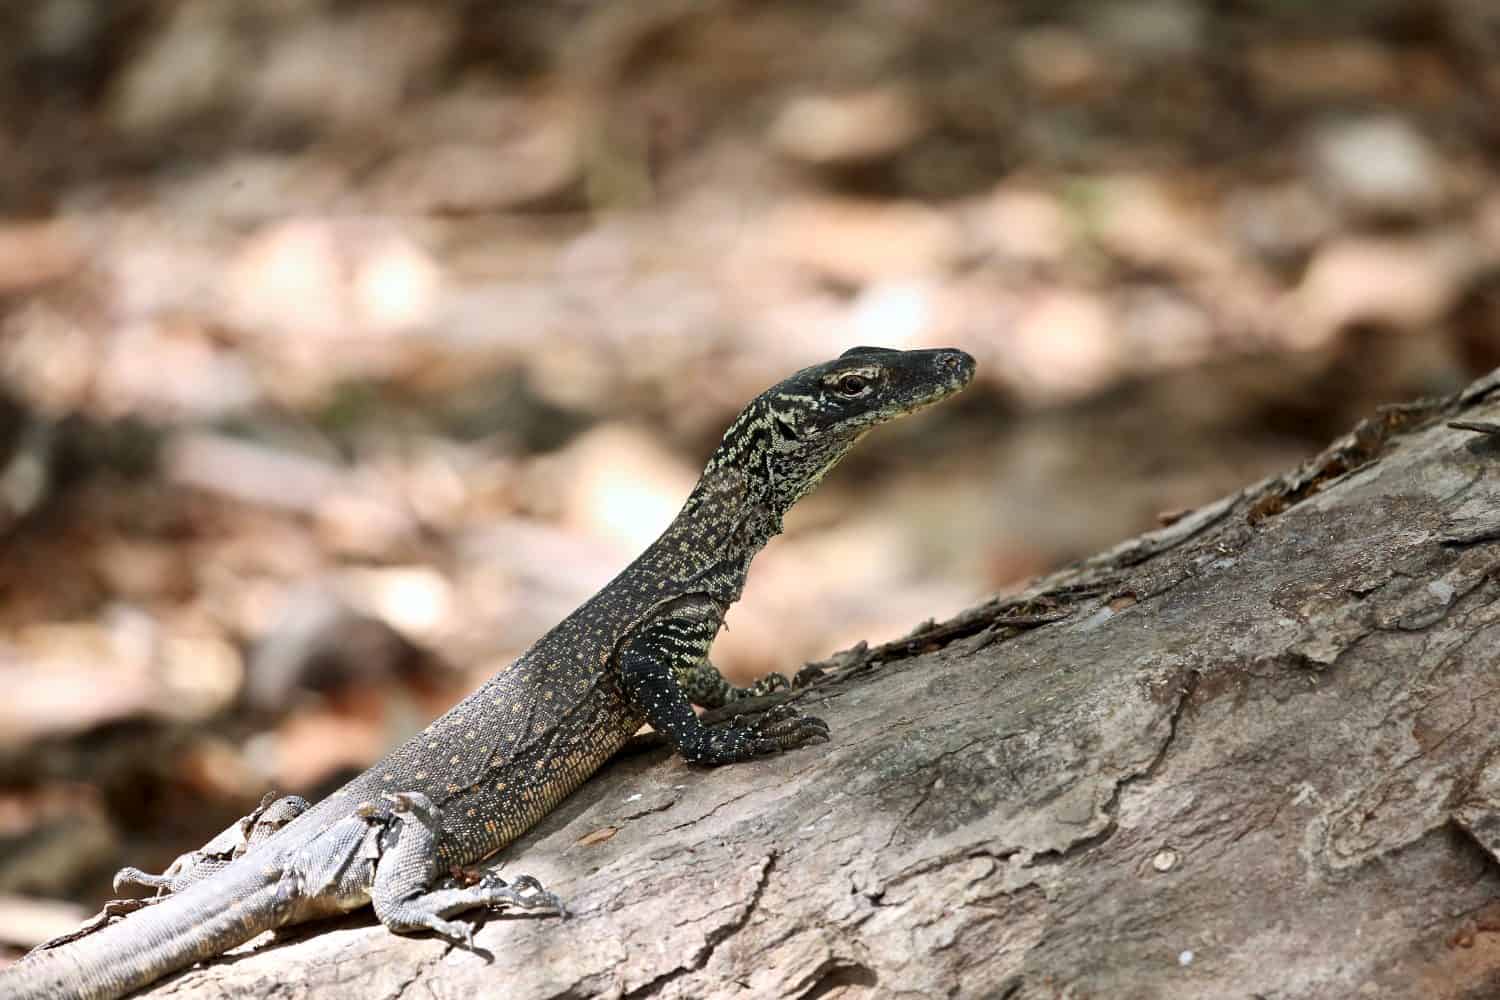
[{"left": 2, "top": 0, "right": 1500, "bottom": 955}]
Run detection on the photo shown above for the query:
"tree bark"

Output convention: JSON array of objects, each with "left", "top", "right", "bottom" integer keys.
[{"left": 142, "top": 371, "right": 1500, "bottom": 1000}]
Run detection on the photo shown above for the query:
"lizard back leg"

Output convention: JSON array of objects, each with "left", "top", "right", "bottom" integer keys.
[
  {"left": 673, "top": 658, "right": 789, "bottom": 710},
  {"left": 370, "top": 793, "right": 564, "bottom": 946},
  {"left": 28, "top": 792, "right": 310, "bottom": 954},
  {"left": 115, "top": 792, "right": 310, "bottom": 896}
]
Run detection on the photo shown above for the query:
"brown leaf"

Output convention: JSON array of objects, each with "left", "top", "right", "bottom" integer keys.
[{"left": 575, "top": 826, "right": 619, "bottom": 847}]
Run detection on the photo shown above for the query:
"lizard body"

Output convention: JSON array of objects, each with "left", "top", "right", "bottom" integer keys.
[{"left": 3, "top": 345, "right": 975, "bottom": 1000}]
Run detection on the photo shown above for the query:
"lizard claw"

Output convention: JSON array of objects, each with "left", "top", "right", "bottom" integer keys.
[
  {"left": 745, "top": 703, "right": 830, "bottom": 753},
  {"left": 508, "top": 874, "right": 569, "bottom": 916},
  {"left": 474, "top": 872, "right": 569, "bottom": 917}
]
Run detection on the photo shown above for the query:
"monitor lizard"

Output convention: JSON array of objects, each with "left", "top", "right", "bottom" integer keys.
[{"left": 4, "top": 345, "right": 976, "bottom": 1000}]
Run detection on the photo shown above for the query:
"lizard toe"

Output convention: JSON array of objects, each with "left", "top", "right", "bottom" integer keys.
[
  {"left": 427, "top": 917, "right": 476, "bottom": 948},
  {"left": 747, "top": 713, "right": 830, "bottom": 754}
]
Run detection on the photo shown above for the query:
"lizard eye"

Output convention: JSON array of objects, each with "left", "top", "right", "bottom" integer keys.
[{"left": 836, "top": 374, "right": 870, "bottom": 396}]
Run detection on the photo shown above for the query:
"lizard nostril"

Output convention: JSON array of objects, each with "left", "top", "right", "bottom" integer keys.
[{"left": 936, "top": 349, "right": 977, "bottom": 380}]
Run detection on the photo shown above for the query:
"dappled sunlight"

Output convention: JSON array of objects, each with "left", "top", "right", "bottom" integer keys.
[
  {"left": 0, "top": 0, "right": 1496, "bottom": 959},
  {"left": 352, "top": 235, "right": 444, "bottom": 333}
]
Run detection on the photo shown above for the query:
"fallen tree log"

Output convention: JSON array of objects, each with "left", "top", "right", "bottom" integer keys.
[{"left": 145, "top": 371, "right": 1500, "bottom": 1000}]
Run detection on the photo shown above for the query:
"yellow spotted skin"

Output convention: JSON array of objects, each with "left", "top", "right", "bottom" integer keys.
[
  {"left": 3, "top": 346, "right": 976, "bottom": 1000},
  {"left": 301, "top": 460, "right": 769, "bottom": 867}
]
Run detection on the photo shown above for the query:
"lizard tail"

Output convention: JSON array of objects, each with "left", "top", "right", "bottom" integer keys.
[{"left": 1, "top": 864, "right": 278, "bottom": 1000}]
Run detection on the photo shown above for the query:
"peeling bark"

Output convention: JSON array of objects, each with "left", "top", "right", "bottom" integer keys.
[{"left": 144, "top": 371, "right": 1500, "bottom": 1000}]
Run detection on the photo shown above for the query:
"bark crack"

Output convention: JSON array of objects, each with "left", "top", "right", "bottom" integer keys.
[
  {"left": 382, "top": 940, "right": 454, "bottom": 1000},
  {"left": 1034, "top": 668, "right": 1200, "bottom": 866},
  {"left": 880, "top": 736, "right": 993, "bottom": 852},
  {"left": 658, "top": 785, "right": 761, "bottom": 836},
  {"left": 621, "top": 852, "right": 776, "bottom": 999}
]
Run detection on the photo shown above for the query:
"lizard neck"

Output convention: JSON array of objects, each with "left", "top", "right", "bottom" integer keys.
[
  {"left": 639, "top": 387, "right": 870, "bottom": 607},
  {"left": 679, "top": 467, "right": 781, "bottom": 545},
  {"left": 687, "top": 396, "right": 850, "bottom": 533},
  {"left": 638, "top": 464, "right": 776, "bottom": 608}
]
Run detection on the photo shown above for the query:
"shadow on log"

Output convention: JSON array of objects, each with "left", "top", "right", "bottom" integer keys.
[{"left": 145, "top": 370, "right": 1500, "bottom": 1000}]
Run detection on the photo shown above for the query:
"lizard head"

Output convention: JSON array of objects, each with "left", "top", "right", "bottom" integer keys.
[
  {"left": 776, "top": 345, "right": 976, "bottom": 436},
  {"left": 709, "top": 346, "right": 976, "bottom": 516}
]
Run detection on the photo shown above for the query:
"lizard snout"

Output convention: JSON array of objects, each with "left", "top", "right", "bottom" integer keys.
[{"left": 935, "top": 348, "right": 977, "bottom": 387}]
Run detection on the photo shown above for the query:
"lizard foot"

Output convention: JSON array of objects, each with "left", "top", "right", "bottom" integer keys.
[
  {"left": 373, "top": 794, "right": 566, "bottom": 950},
  {"left": 476, "top": 873, "right": 569, "bottom": 918},
  {"left": 734, "top": 703, "right": 830, "bottom": 754},
  {"left": 378, "top": 873, "right": 568, "bottom": 947},
  {"left": 446, "top": 870, "right": 569, "bottom": 916},
  {"left": 28, "top": 793, "right": 311, "bottom": 955},
  {"left": 114, "top": 791, "right": 310, "bottom": 898}
]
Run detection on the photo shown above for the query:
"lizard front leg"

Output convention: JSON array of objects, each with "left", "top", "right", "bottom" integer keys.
[{"left": 620, "top": 597, "right": 828, "bottom": 765}]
